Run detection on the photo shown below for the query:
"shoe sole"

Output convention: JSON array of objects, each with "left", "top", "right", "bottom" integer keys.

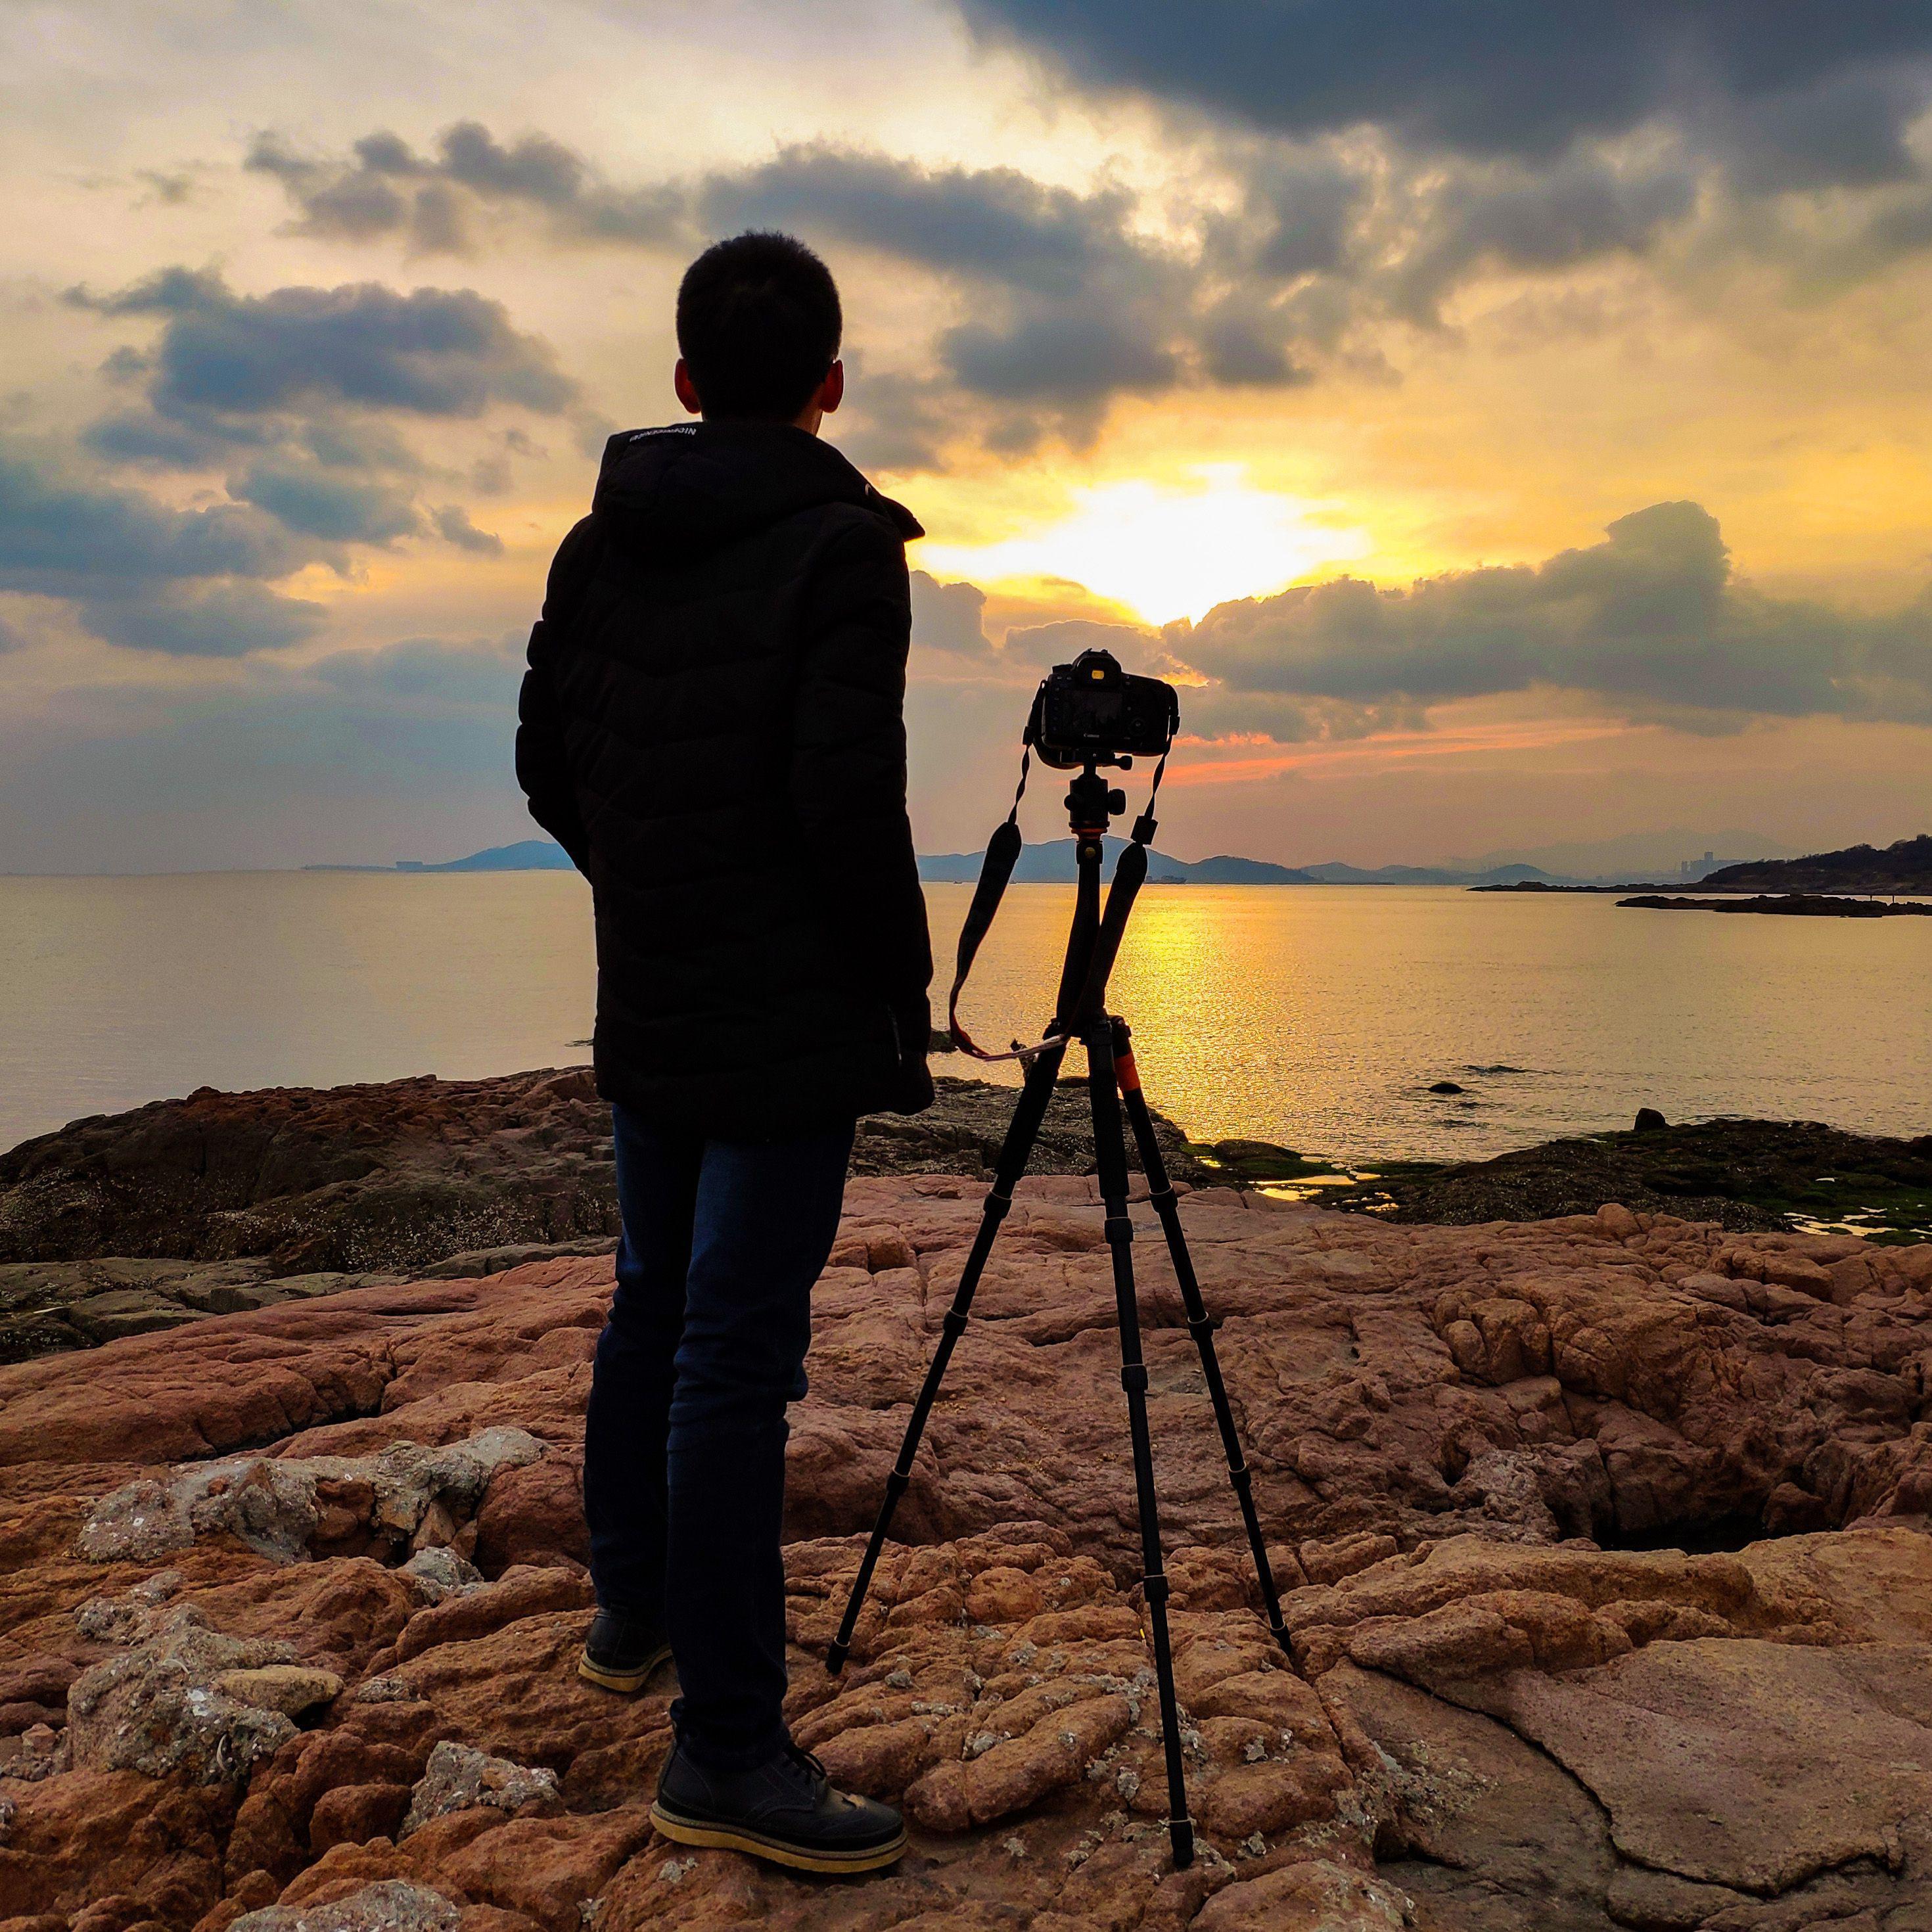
[
  {"left": 577, "top": 1644, "right": 672, "bottom": 1695},
  {"left": 649, "top": 1801, "right": 907, "bottom": 1874}
]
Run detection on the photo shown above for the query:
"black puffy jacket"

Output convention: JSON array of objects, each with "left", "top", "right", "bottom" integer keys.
[{"left": 515, "top": 420, "right": 934, "bottom": 1139}]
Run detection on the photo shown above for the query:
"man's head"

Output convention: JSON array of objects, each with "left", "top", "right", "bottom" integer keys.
[{"left": 674, "top": 231, "right": 843, "bottom": 432}]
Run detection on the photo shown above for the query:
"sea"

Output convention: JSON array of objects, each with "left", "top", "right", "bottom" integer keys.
[{"left": 2, "top": 871, "right": 1929, "bottom": 1164}]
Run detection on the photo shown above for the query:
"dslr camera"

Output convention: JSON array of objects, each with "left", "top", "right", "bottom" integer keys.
[{"left": 1025, "top": 649, "right": 1180, "bottom": 770}]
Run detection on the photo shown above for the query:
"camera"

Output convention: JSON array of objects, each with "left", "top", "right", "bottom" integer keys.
[{"left": 1024, "top": 649, "right": 1180, "bottom": 770}]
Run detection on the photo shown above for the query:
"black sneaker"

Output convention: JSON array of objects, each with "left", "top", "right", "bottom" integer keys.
[
  {"left": 578, "top": 1607, "right": 672, "bottom": 1695},
  {"left": 651, "top": 1737, "right": 907, "bottom": 1875}
]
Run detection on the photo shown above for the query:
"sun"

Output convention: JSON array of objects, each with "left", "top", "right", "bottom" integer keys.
[{"left": 919, "top": 467, "right": 1369, "bottom": 625}]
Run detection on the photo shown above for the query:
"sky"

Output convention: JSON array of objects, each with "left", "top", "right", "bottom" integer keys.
[{"left": 5, "top": 1, "right": 1932, "bottom": 874}]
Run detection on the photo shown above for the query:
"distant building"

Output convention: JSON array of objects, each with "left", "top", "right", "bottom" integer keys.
[{"left": 1678, "top": 849, "right": 1719, "bottom": 881}]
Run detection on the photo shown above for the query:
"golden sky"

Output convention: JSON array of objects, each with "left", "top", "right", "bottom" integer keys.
[{"left": 4, "top": 1, "right": 1932, "bottom": 873}]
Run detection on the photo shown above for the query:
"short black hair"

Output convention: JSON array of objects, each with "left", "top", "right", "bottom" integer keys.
[{"left": 675, "top": 231, "right": 842, "bottom": 422}]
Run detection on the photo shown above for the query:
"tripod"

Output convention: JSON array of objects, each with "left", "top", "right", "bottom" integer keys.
[{"left": 825, "top": 764, "right": 1291, "bottom": 1870}]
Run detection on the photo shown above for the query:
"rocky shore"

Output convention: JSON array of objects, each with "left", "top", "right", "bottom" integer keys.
[
  {"left": 7, "top": 1075, "right": 1932, "bottom": 1928},
  {"left": 0, "top": 1071, "right": 1204, "bottom": 1363}
]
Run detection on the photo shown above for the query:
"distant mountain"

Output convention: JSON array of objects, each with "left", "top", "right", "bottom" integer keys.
[
  {"left": 1451, "top": 828, "right": 1793, "bottom": 879},
  {"left": 917, "top": 842, "right": 1612, "bottom": 887},
  {"left": 385, "top": 840, "right": 574, "bottom": 873},
  {"left": 917, "top": 838, "right": 1316, "bottom": 885},
  {"left": 1703, "top": 835, "right": 1932, "bottom": 894},
  {"left": 1299, "top": 860, "right": 1576, "bottom": 887}
]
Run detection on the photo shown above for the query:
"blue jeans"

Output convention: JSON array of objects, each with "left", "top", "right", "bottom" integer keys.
[{"left": 582, "top": 1104, "right": 855, "bottom": 1770}]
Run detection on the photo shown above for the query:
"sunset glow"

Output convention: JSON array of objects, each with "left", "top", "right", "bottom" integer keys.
[
  {"left": 921, "top": 470, "right": 1369, "bottom": 626},
  {"left": 3, "top": 4, "right": 1931, "bottom": 875}
]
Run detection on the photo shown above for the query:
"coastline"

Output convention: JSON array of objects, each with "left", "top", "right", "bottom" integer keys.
[{"left": 5, "top": 1069, "right": 1926, "bottom": 1364}]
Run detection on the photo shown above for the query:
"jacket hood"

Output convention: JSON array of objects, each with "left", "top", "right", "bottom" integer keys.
[{"left": 591, "top": 420, "right": 922, "bottom": 551}]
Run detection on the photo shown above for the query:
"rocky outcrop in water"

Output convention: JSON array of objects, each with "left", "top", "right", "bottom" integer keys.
[
  {"left": 8, "top": 1171, "right": 1932, "bottom": 1927},
  {"left": 1620, "top": 892, "right": 1932, "bottom": 915},
  {"left": 1333, "top": 1115, "right": 1932, "bottom": 1238}
]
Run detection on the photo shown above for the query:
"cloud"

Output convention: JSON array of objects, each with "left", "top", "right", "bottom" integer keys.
[
  {"left": 1382, "top": 149, "right": 1701, "bottom": 321},
  {"left": 247, "top": 124, "right": 685, "bottom": 252},
  {"left": 30, "top": 267, "right": 565, "bottom": 647},
  {"left": 431, "top": 504, "right": 504, "bottom": 555},
  {"left": 910, "top": 571, "right": 991, "bottom": 655},
  {"left": 80, "top": 580, "right": 329, "bottom": 657},
  {"left": 241, "top": 85, "right": 1932, "bottom": 457},
  {"left": 307, "top": 632, "right": 520, "bottom": 703},
  {"left": 1172, "top": 501, "right": 1932, "bottom": 725},
  {"left": 955, "top": 3, "right": 1932, "bottom": 167},
  {"left": 73, "top": 266, "right": 575, "bottom": 421},
  {"left": 0, "top": 444, "right": 304, "bottom": 595},
  {"left": 231, "top": 459, "right": 423, "bottom": 543}
]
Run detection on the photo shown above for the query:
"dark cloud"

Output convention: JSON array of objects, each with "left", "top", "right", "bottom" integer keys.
[
  {"left": 232, "top": 459, "right": 422, "bottom": 543},
  {"left": 243, "top": 78, "right": 1932, "bottom": 455},
  {"left": 80, "top": 581, "right": 329, "bottom": 658},
  {"left": 431, "top": 504, "right": 504, "bottom": 555},
  {"left": 1174, "top": 501, "right": 1932, "bottom": 724},
  {"left": 702, "top": 148, "right": 1145, "bottom": 299},
  {"left": 0, "top": 445, "right": 304, "bottom": 595},
  {"left": 46, "top": 267, "right": 563, "bottom": 639},
  {"left": 910, "top": 571, "right": 990, "bottom": 655},
  {"left": 248, "top": 129, "right": 1321, "bottom": 442},
  {"left": 72, "top": 267, "right": 574, "bottom": 420},
  {"left": 247, "top": 124, "right": 684, "bottom": 252},
  {"left": 1383, "top": 150, "right": 1701, "bottom": 321},
  {"left": 940, "top": 308, "right": 1178, "bottom": 403},
  {"left": 955, "top": 3, "right": 1932, "bottom": 166}
]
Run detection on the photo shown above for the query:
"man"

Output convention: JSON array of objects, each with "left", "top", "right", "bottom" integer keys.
[{"left": 515, "top": 230, "right": 932, "bottom": 1875}]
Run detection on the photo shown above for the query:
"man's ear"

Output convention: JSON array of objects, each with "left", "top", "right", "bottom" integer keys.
[
  {"left": 674, "top": 358, "right": 702, "bottom": 416},
  {"left": 817, "top": 359, "right": 844, "bottom": 416}
]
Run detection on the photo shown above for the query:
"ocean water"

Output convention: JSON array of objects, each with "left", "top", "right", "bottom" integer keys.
[{"left": 1, "top": 871, "right": 1928, "bottom": 1163}]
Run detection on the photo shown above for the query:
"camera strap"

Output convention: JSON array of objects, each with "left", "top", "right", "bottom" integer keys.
[
  {"left": 946, "top": 748, "right": 1169, "bottom": 1063},
  {"left": 946, "top": 749, "right": 1046, "bottom": 1061}
]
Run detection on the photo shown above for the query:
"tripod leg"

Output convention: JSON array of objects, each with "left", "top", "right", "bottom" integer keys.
[
  {"left": 826, "top": 1037, "right": 1069, "bottom": 1674},
  {"left": 1086, "top": 1021, "right": 1196, "bottom": 1870},
  {"left": 1111, "top": 1021, "right": 1292, "bottom": 1654}
]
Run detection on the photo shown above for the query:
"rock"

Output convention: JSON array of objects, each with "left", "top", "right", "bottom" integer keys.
[
  {"left": 0, "top": 1069, "right": 619, "bottom": 1277},
  {"left": 1427, "top": 1080, "right": 1467, "bottom": 1095},
  {"left": 850, "top": 1074, "right": 1209, "bottom": 1184},
  {"left": 13, "top": 1166, "right": 1932, "bottom": 1927},
  {"left": 1331, "top": 1113, "right": 1932, "bottom": 1235},
  {"left": 348, "top": 1674, "right": 418, "bottom": 1705},
  {"left": 1193, "top": 1858, "right": 1410, "bottom": 1930},
  {"left": 400, "top": 1741, "right": 562, "bottom": 1837},
  {"left": 0, "top": 1071, "right": 1208, "bottom": 1360},
  {"left": 400, "top": 1550, "right": 484, "bottom": 1605},
  {"left": 66, "top": 1607, "right": 302, "bottom": 1785},
  {"left": 73, "top": 1569, "right": 184, "bottom": 1640},
  {"left": 231, "top": 1878, "right": 461, "bottom": 1932},
  {"left": 214, "top": 1666, "right": 344, "bottom": 1717},
  {"left": 76, "top": 1430, "right": 546, "bottom": 1566}
]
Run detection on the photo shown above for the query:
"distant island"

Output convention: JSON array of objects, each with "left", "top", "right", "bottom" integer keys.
[
  {"left": 1620, "top": 894, "right": 1932, "bottom": 918},
  {"left": 313, "top": 836, "right": 1598, "bottom": 886},
  {"left": 310, "top": 833, "right": 1932, "bottom": 895},
  {"left": 1701, "top": 834, "right": 1932, "bottom": 895},
  {"left": 306, "top": 839, "right": 576, "bottom": 875},
  {"left": 915, "top": 839, "right": 1592, "bottom": 888}
]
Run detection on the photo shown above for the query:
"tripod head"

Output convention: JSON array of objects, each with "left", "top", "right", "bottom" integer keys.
[
  {"left": 1065, "top": 758, "right": 1159, "bottom": 864},
  {"left": 1064, "top": 762, "right": 1127, "bottom": 861}
]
